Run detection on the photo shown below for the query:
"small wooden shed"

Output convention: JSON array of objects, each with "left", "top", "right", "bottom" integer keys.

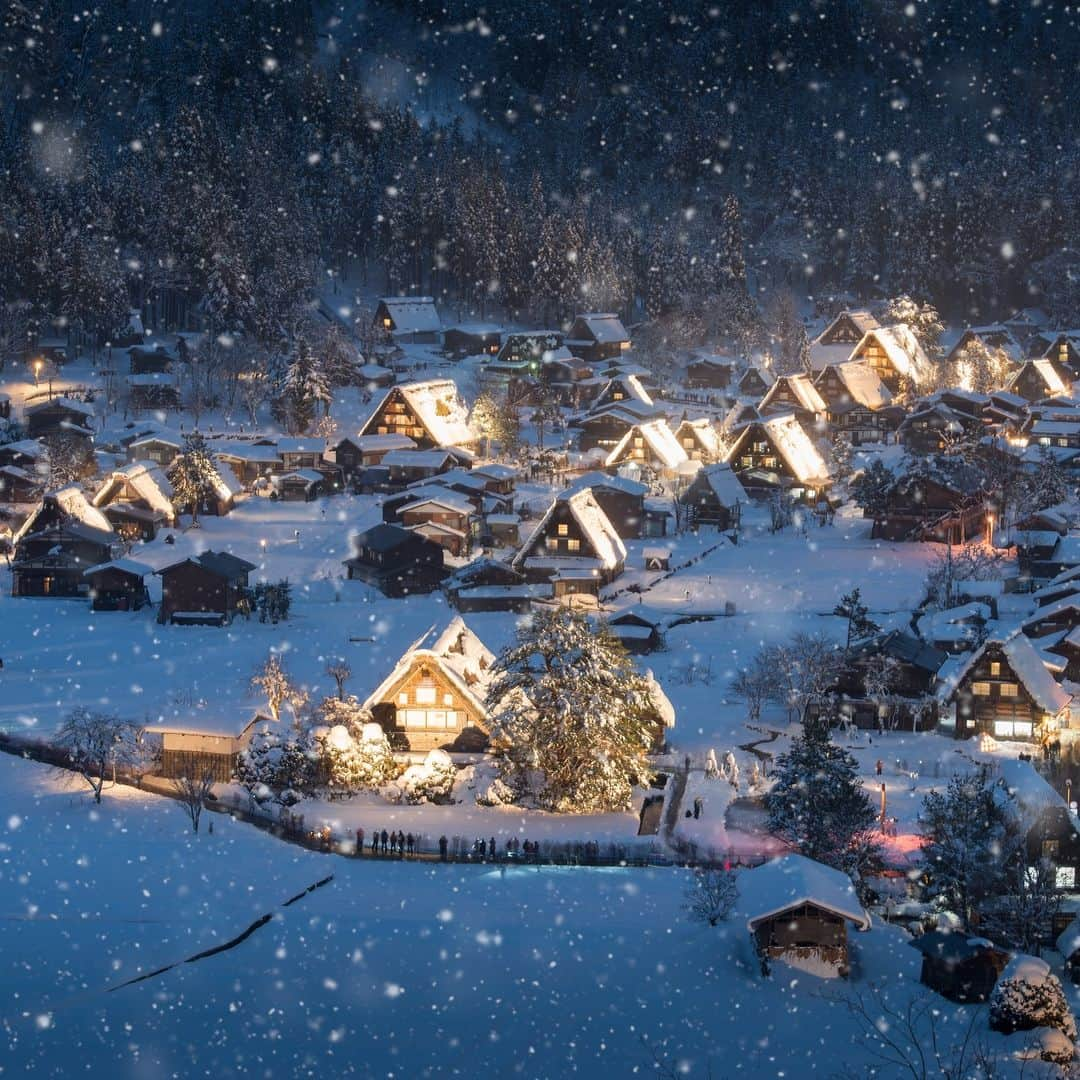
[
  {"left": 911, "top": 931, "right": 1011, "bottom": 1002},
  {"left": 84, "top": 558, "right": 152, "bottom": 611}
]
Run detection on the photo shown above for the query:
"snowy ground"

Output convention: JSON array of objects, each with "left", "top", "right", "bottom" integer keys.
[{"left": 1, "top": 753, "right": 1065, "bottom": 1078}]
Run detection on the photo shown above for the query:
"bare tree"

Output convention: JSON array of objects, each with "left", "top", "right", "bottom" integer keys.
[
  {"left": 982, "top": 854, "right": 1062, "bottom": 957},
  {"left": 54, "top": 708, "right": 137, "bottom": 803},
  {"left": 730, "top": 651, "right": 781, "bottom": 721},
  {"left": 776, "top": 632, "right": 844, "bottom": 723},
  {"left": 325, "top": 659, "right": 352, "bottom": 701},
  {"left": 683, "top": 868, "right": 739, "bottom": 926},
  {"left": 251, "top": 654, "right": 307, "bottom": 727},
  {"left": 171, "top": 772, "right": 216, "bottom": 833}
]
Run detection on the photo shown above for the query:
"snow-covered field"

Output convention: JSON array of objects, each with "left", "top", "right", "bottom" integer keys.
[{"left": 2, "top": 752, "right": 1064, "bottom": 1078}]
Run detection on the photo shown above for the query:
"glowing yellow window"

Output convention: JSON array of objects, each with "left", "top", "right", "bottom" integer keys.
[
  {"left": 557, "top": 524, "right": 569, "bottom": 536},
  {"left": 999, "top": 683, "right": 1019, "bottom": 698},
  {"left": 990, "top": 662, "right": 1001, "bottom": 676},
  {"left": 567, "top": 539, "right": 580, "bottom": 552},
  {"left": 972, "top": 682, "right": 991, "bottom": 696}
]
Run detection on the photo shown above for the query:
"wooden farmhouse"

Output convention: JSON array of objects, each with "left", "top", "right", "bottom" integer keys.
[
  {"left": 736, "top": 365, "right": 775, "bottom": 399},
  {"left": 126, "top": 431, "right": 183, "bottom": 468},
  {"left": 84, "top": 558, "right": 152, "bottom": 611},
  {"left": 673, "top": 417, "right": 724, "bottom": 462},
  {"left": 494, "top": 330, "right": 564, "bottom": 368},
  {"left": 937, "top": 632, "right": 1072, "bottom": 741},
  {"left": 679, "top": 463, "right": 744, "bottom": 529},
  {"left": 574, "top": 403, "right": 653, "bottom": 454},
  {"left": 817, "top": 309, "right": 881, "bottom": 346},
  {"left": 564, "top": 313, "right": 631, "bottom": 363},
  {"left": 331, "top": 434, "right": 415, "bottom": 477},
  {"left": 0, "top": 465, "right": 39, "bottom": 503},
  {"left": 897, "top": 402, "right": 985, "bottom": 455},
  {"left": 591, "top": 373, "right": 656, "bottom": 414},
  {"left": 156, "top": 551, "right": 256, "bottom": 625},
  {"left": 607, "top": 611, "right": 664, "bottom": 655},
  {"left": 152, "top": 714, "right": 270, "bottom": 784},
  {"left": 363, "top": 617, "right": 495, "bottom": 752},
  {"left": 564, "top": 471, "right": 648, "bottom": 539},
  {"left": 871, "top": 462, "right": 988, "bottom": 544},
  {"left": 273, "top": 470, "right": 322, "bottom": 502},
  {"left": 849, "top": 324, "right": 932, "bottom": 392},
  {"left": 0, "top": 439, "right": 44, "bottom": 472},
  {"left": 374, "top": 296, "right": 441, "bottom": 344},
  {"left": 381, "top": 448, "right": 459, "bottom": 487},
  {"left": 945, "top": 324, "right": 1025, "bottom": 366},
  {"left": 93, "top": 462, "right": 176, "bottom": 541},
  {"left": 759, "top": 374, "right": 827, "bottom": 428},
  {"left": 344, "top": 522, "right": 448, "bottom": 597},
  {"left": 604, "top": 418, "right": 689, "bottom": 478},
  {"left": 15, "top": 486, "right": 112, "bottom": 544},
  {"left": 359, "top": 380, "right": 476, "bottom": 451},
  {"left": 684, "top": 354, "right": 734, "bottom": 389},
  {"left": 740, "top": 854, "right": 870, "bottom": 978},
  {"left": 25, "top": 397, "right": 95, "bottom": 439},
  {"left": 397, "top": 491, "right": 477, "bottom": 556},
  {"left": 725, "top": 415, "right": 832, "bottom": 503},
  {"left": 172, "top": 456, "right": 240, "bottom": 518},
  {"left": 443, "top": 323, "right": 502, "bottom": 359},
  {"left": 11, "top": 522, "right": 115, "bottom": 597},
  {"left": 1006, "top": 359, "right": 1070, "bottom": 402},
  {"left": 813, "top": 362, "right": 900, "bottom": 445},
  {"left": 1038, "top": 331, "right": 1080, "bottom": 377},
  {"left": 442, "top": 559, "right": 538, "bottom": 614},
  {"left": 513, "top": 487, "right": 626, "bottom": 585}
]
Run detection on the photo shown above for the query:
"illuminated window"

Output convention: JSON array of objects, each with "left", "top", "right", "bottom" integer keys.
[
  {"left": 999, "top": 683, "right": 1019, "bottom": 698},
  {"left": 972, "top": 681, "right": 992, "bottom": 696},
  {"left": 990, "top": 662, "right": 1001, "bottom": 676},
  {"left": 546, "top": 537, "right": 558, "bottom": 550},
  {"left": 557, "top": 524, "right": 569, "bottom": 536},
  {"left": 415, "top": 685, "right": 437, "bottom": 705},
  {"left": 567, "top": 539, "right": 580, "bottom": 552},
  {"left": 1043, "top": 839, "right": 1060, "bottom": 859},
  {"left": 398, "top": 692, "right": 408, "bottom": 705},
  {"left": 443, "top": 693, "right": 453, "bottom": 706}
]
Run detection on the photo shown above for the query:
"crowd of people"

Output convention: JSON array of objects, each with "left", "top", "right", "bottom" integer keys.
[{"left": 349, "top": 828, "right": 556, "bottom": 863}]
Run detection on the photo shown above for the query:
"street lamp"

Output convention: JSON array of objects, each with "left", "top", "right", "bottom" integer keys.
[
  {"left": 33, "top": 359, "right": 42, "bottom": 386},
  {"left": 986, "top": 512, "right": 995, "bottom": 548}
]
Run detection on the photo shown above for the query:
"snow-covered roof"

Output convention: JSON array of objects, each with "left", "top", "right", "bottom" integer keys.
[
  {"left": 0, "top": 439, "right": 44, "bottom": 459},
  {"left": 382, "top": 449, "right": 454, "bottom": 469},
  {"left": 83, "top": 557, "right": 154, "bottom": 579},
  {"left": 762, "top": 374, "right": 827, "bottom": 415},
  {"left": 565, "top": 470, "right": 648, "bottom": 497},
  {"left": 379, "top": 296, "right": 442, "bottom": 335},
  {"left": 129, "top": 429, "right": 183, "bottom": 450},
  {"left": 815, "top": 309, "right": 881, "bottom": 343},
  {"left": 937, "top": 632, "right": 1072, "bottom": 715},
  {"left": 399, "top": 493, "right": 476, "bottom": 517},
  {"left": 516, "top": 488, "right": 627, "bottom": 572},
  {"left": 828, "top": 362, "right": 893, "bottom": 410},
  {"left": 362, "top": 616, "right": 495, "bottom": 720},
  {"left": 598, "top": 373, "right": 654, "bottom": 408},
  {"left": 336, "top": 433, "right": 416, "bottom": 453},
  {"left": 93, "top": 462, "right": 174, "bottom": 517},
  {"left": 694, "top": 463, "right": 745, "bottom": 506},
  {"left": 472, "top": 463, "right": 518, "bottom": 482},
  {"left": 605, "top": 419, "right": 688, "bottom": 470},
  {"left": 276, "top": 469, "right": 323, "bottom": 484},
  {"left": 381, "top": 380, "right": 475, "bottom": 448},
  {"left": 211, "top": 441, "right": 282, "bottom": 463},
  {"left": 995, "top": 758, "right": 1068, "bottom": 813},
  {"left": 674, "top": 418, "right": 724, "bottom": 458},
  {"left": 26, "top": 396, "right": 95, "bottom": 418},
  {"left": 16, "top": 485, "right": 113, "bottom": 543},
  {"left": 274, "top": 437, "right": 325, "bottom": 455},
  {"left": 568, "top": 313, "right": 630, "bottom": 345},
  {"left": 731, "top": 415, "right": 830, "bottom": 485},
  {"left": 739, "top": 854, "right": 870, "bottom": 931},
  {"left": 1009, "top": 359, "right": 1069, "bottom": 397},
  {"left": 211, "top": 457, "right": 243, "bottom": 499},
  {"left": 917, "top": 602, "right": 991, "bottom": 643},
  {"left": 807, "top": 341, "right": 856, "bottom": 372},
  {"left": 855, "top": 325, "right": 932, "bottom": 383}
]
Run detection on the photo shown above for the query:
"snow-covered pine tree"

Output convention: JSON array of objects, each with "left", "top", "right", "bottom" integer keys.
[
  {"left": 765, "top": 722, "right": 881, "bottom": 880},
  {"left": 881, "top": 294, "right": 945, "bottom": 361},
  {"left": 167, "top": 432, "right": 220, "bottom": 526},
  {"left": 485, "top": 608, "right": 658, "bottom": 813},
  {"left": 1024, "top": 446, "right": 1071, "bottom": 511},
  {"left": 850, "top": 459, "right": 895, "bottom": 521},
  {"left": 312, "top": 722, "right": 397, "bottom": 793},
  {"left": 276, "top": 335, "right": 330, "bottom": 434}
]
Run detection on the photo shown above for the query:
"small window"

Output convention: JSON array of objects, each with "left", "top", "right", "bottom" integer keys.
[
  {"left": 972, "top": 681, "right": 992, "bottom": 696},
  {"left": 415, "top": 685, "right": 437, "bottom": 705},
  {"left": 398, "top": 692, "right": 408, "bottom": 705},
  {"left": 989, "top": 662, "right": 1001, "bottom": 676},
  {"left": 999, "top": 683, "right": 1019, "bottom": 698},
  {"left": 557, "top": 524, "right": 569, "bottom": 536},
  {"left": 567, "top": 539, "right": 581, "bottom": 552},
  {"left": 546, "top": 537, "right": 558, "bottom": 551},
  {"left": 1043, "top": 839, "right": 1061, "bottom": 859}
]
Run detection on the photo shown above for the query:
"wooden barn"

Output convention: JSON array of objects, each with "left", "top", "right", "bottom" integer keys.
[
  {"left": 608, "top": 611, "right": 663, "bottom": 655},
  {"left": 156, "top": 551, "right": 256, "bottom": 625},
  {"left": 911, "top": 933, "right": 1010, "bottom": 1003},
  {"left": 740, "top": 854, "right": 870, "bottom": 978},
  {"left": 152, "top": 714, "right": 269, "bottom": 784},
  {"left": 343, "top": 523, "right": 448, "bottom": 597},
  {"left": 513, "top": 487, "right": 626, "bottom": 585},
  {"left": 84, "top": 558, "right": 152, "bottom": 611},
  {"left": 591, "top": 373, "right": 655, "bottom": 414},
  {"left": 374, "top": 296, "right": 441, "bottom": 344},
  {"left": 673, "top": 418, "right": 724, "bottom": 462},
  {"left": 363, "top": 617, "right": 495, "bottom": 752},
  {"left": 937, "top": 632, "right": 1072, "bottom": 742},
  {"left": 759, "top": 374, "right": 827, "bottom": 427},
  {"left": 564, "top": 313, "right": 631, "bottom": 363},
  {"left": 1006, "top": 359, "right": 1070, "bottom": 402},
  {"left": 679, "top": 463, "right": 744, "bottom": 530},
  {"left": 358, "top": 380, "right": 476, "bottom": 451},
  {"left": 443, "top": 323, "right": 503, "bottom": 359},
  {"left": 273, "top": 470, "right": 322, "bottom": 502}
]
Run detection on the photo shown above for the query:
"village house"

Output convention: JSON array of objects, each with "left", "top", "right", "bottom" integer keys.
[
  {"left": 740, "top": 854, "right": 871, "bottom": 978},
  {"left": 344, "top": 522, "right": 448, "bottom": 597},
  {"left": 1006, "top": 358, "right": 1071, "bottom": 402},
  {"left": 872, "top": 460, "right": 990, "bottom": 544},
  {"left": 470, "top": 463, "right": 518, "bottom": 498},
  {"left": 759, "top": 373, "right": 828, "bottom": 428},
  {"left": 210, "top": 442, "right": 283, "bottom": 488},
  {"left": 373, "top": 296, "right": 442, "bottom": 345},
  {"left": 590, "top": 373, "right": 657, "bottom": 415},
  {"left": 330, "top": 434, "right": 416, "bottom": 478},
  {"left": 564, "top": 313, "right": 631, "bottom": 363},
  {"left": 493, "top": 330, "right": 564, "bottom": 368},
  {"left": 564, "top": 471, "right": 649, "bottom": 539},
  {"left": 381, "top": 448, "right": 460, "bottom": 487},
  {"left": 849, "top": 324, "right": 932, "bottom": 393},
  {"left": 15, "top": 485, "right": 113, "bottom": 545},
  {"left": 897, "top": 401, "right": 985, "bottom": 455},
  {"left": 604, "top": 418, "right": 689, "bottom": 479},
  {"left": 573, "top": 403, "right": 654, "bottom": 454},
  {"left": 0, "top": 465, "right": 39, "bottom": 503},
  {"left": 724, "top": 415, "right": 832, "bottom": 503},
  {"left": 945, "top": 324, "right": 1025, "bottom": 367},
  {"left": 679, "top": 463, "right": 745, "bottom": 530},
  {"left": 92, "top": 462, "right": 176, "bottom": 541},
  {"left": 607, "top": 611, "right": 664, "bottom": 655},
  {"left": 358, "top": 380, "right": 476, "bottom": 451},
  {"left": 1037, "top": 330, "right": 1080, "bottom": 377},
  {"left": 673, "top": 417, "right": 724, "bottom": 462},
  {"left": 25, "top": 396, "right": 95, "bottom": 439},
  {"left": 512, "top": 487, "right": 627, "bottom": 586},
  {"left": 443, "top": 323, "right": 503, "bottom": 359},
  {"left": 152, "top": 713, "right": 270, "bottom": 784},
  {"left": 127, "top": 343, "right": 175, "bottom": 374},
  {"left": 736, "top": 365, "right": 775, "bottom": 399},
  {"left": 917, "top": 602, "right": 992, "bottom": 655},
  {"left": 84, "top": 558, "right": 152, "bottom": 612},
  {"left": 156, "top": 550, "right": 256, "bottom": 625},
  {"left": 808, "top": 309, "right": 880, "bottom": 370},
  {"left": 937, "top": 632, "right": 1072, "bottom": 742},
  {"left": 813, "top": 362, "right": 900, "bottom": 445},
  {"left": 684, "top": 353, "right": 735, "bottom": 389},
  {"left": 397, "top": 492, "right": 477, "bottom": 556},
  {"left": 362, "top": 617, "right": 495, "bottom": 752},
  {"left": 442, "top": 559, "right": 539, "bottom": 614},
  {"left": 0, "top": 439, "right": 44, "bottom": 472},
  {"left": 11, "top": 522, "right": 115, "bottom": 598},
  {"left": 126, "top": 431, "right": 183, "bottom": 468},
  {"left": 170, "top": 456, "right": 241, "bottom": 518},
  {"left": 273, "top": 470, "right": 322, "bottom": 502}
]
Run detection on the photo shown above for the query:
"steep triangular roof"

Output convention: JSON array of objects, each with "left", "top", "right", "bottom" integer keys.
[
  {"left": 514, "top": 488, "right": 627, "bottom": 572},
  {"left": 93, "top": 462, "right": 175, "bottom": 517},
  {"left": 605, "top": 419, "right": 688, "bottom": 470},
  {"left": 739, "top": 854, "right": 870, "bottom": 931},
  {"left": 378, "top": 296, "right": 441, "bottom": 335}
]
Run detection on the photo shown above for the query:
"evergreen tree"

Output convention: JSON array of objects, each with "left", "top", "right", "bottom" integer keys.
[
  {"left": 765, "top": 723, "right": 881, "bottom": 880},
  {"left": 312, "top": 722, "right": 397, "bottom": 793},
  {"left": 167, "top": 432, "right": 220, "bottom": 526},
  {"left": 717, "top": 193, "right": 746, "bottom": 288},
  {"left": 851, "top": 459, "right": 895, "bottom": 520},
  {"left": 275, "top": 335, "right": 330, "bottom": 434},
  {"left": 919, "top": 766, "right": 1022, "bottom": 925},
  {"left": 833, "top": 588, "right": 881, "bottom": 652},
  {"left": 1024, "top": 446, "right": 1071, "bottom": 511},
  {"left": 234, "top": 725, "right": 313, "bottom": 808},
  {"left": 485, "top": 608, "right": 659, "bottom": 813}
]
